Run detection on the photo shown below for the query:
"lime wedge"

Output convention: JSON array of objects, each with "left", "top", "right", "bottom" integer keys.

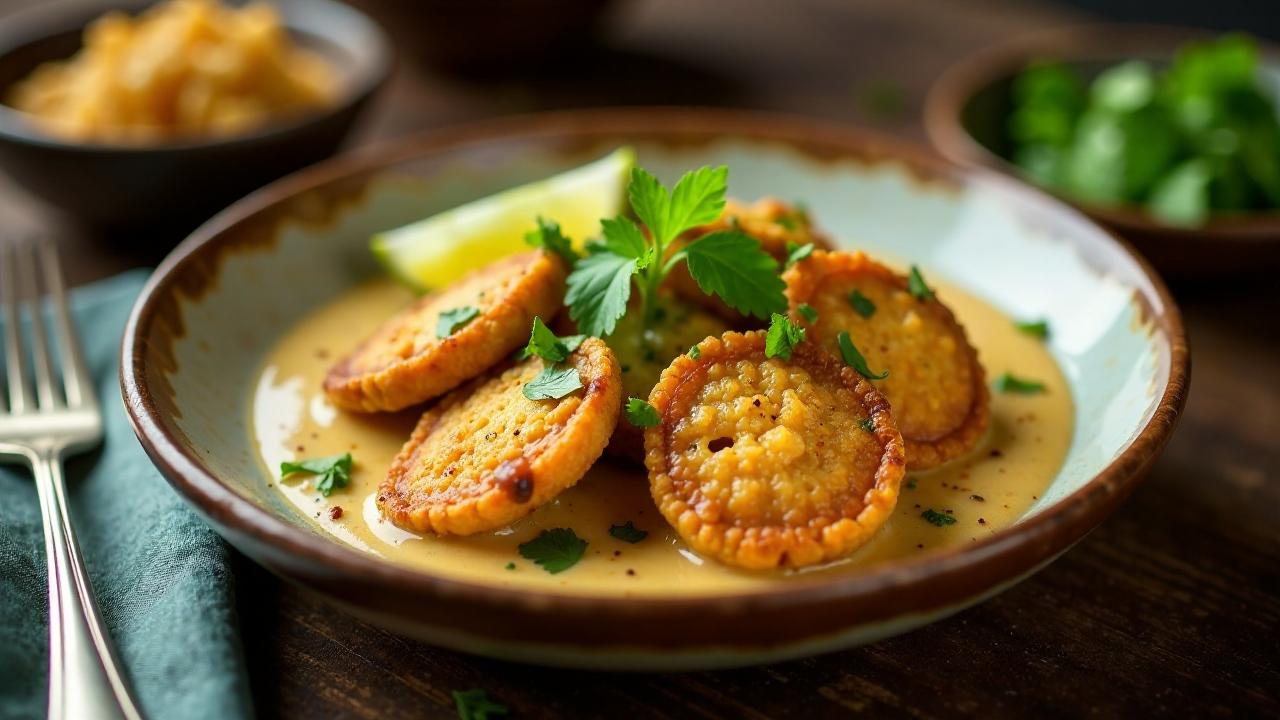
[{"left": 372, "top": 147, "right": 635, "bottom": 290}]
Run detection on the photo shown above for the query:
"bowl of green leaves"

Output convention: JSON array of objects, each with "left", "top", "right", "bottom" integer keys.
[{"left": 926, "top": 25, "right": 1280, "bottom": 276}]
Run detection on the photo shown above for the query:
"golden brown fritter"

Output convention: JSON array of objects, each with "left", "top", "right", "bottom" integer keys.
[
  {"left": 784, "top": 250, "right": 989, "bottom": 469},
  {"left": 645, "top": 331, "right": 906, "bottom": 570},
  {"left": 666, "top": 198, "right": 833, "bottom": 325},
  {"left": 378, "top": 338, "right": 622, "bottom": 536},
  {"left": 325, "top": 251, "right": 567, "bottom": 412}
]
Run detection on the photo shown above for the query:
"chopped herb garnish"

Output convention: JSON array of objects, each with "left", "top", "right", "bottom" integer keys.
[
  {"left": 858, "top": 417, "right": 874, "bottom": 432},
  {"left": 797, "top": 303, "right": 818, "bottom": 323},
  {"left": 905, "top": 478, "right": 918, "bottom": 490},
  {"left": 624, "top": 397, "right": 661, "bottom": 428},
  {"left": 564, "top": 165, "right": 785, "bottom": 337},
  {"left": 922, "top": 508, "right": 956, "bottom": 527},
  {"left": 687, "top": 344, "right": 701, "bottom": 359},
  {"left": 563, "top": 249, "right": 636, "bottom": 338},
  {"left": 522, "top": 365, "right": 582, "bottom": 400},
  {"left": 1015, "top": 318, "right": 1051, "bottom": 340},
  {"left": 504, "top": 562, "right": 516, "bottom": 571},
  {"left": 436, "top": 306, "right": 480, "bottom": 338},
  {"left": 765, "top": 313, "right": 806, "bottom": 360},
  {"left": 681, "top": 230, "right": 788, "bottom": 319},
  {"left": 453, "top": 689, "right": 508, "bottom": 720},
  {"left": 775, "top": 215, "right": 798, "bottom": 230},
  {"left": 523, "top": 215, "right": 577, "bottom": 264},
  {"left": 520, "top": 316, "right": 585, "bottom": 362},
  {"left": 280, "top": 453, "right": 352, "bottom": 497},
  {"left": 847, "top": 289, "right": 876, "bottom": 318},
  {"left": 837, "top": 331, "right": 888, "bottom": 380},
  {"left": 784, "top": 241, "right": 814, "bottom": 268},
  {"left": 907, "top": 265, "right": 934, "bottom": 301},
  {"left": 994, "top": 372, "right": 1047, "bottom": 394},
  {"left": 609, "top": 521, "right": 648, "bottom": 543},
  {"left": 518, "top": 528, "right": 587, "bottom": 574}
]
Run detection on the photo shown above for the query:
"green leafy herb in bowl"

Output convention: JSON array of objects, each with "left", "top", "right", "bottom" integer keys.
[{"left": 1008, "top": 35, "right": 1280, "bottom": 227}]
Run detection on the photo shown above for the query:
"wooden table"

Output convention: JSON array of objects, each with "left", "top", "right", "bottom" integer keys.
[{"left": 3, "top": 0, "right": 1276, "bottom": 716}]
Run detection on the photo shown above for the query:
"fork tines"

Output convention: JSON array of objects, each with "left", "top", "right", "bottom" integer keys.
[{"left": 0, "top": 238, "right": 95, "bottom": 415}]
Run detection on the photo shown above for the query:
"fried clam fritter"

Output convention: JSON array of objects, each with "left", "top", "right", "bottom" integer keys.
[
  {"left": 784, "top": 250, "right": 989, "bottom": 469},
  {"left": 666, "top": 198, "right": 833, "bottom": 325},
  {"left": 325, "top": 251, "right": 567, "bottom": 412},
  {"left": 378, "top": 338, "right": 622, "bottom": 535},
  {"left": 645, "top": 331, "right": 906, "bottom": 570},
  {"left": 603, "top": 295, "right": 731, "bottom": 463}
]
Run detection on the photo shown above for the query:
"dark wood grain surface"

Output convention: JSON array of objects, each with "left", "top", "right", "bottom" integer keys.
[{"left": 2, "top": 0, "right": 1276, "bottom": 717}]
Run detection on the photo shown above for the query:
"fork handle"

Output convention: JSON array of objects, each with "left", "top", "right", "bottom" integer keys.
[{"left": 33, "top": 449, "right": 144, "bottom": 720}]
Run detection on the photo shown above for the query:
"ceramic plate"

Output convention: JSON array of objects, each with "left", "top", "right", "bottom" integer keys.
[{"left": 120, "top": 109, "right": 1188, "bottom": 669}]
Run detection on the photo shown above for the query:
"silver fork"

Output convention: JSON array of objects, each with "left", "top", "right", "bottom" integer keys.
[{"left": 0, "top": 238, "right": 143, "bottom": 720}]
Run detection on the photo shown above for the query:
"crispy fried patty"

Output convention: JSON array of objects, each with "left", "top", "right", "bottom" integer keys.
[
  {"left": 325, "top": 251, "right": 567, "bottom": 412},
  {"left": 378, "top": 338, "right": 622, "bottom": 535},
  {"left": 784, "top": 250, "right": 989, "bottom": 469},
  {"left": 645, "top": 331, "right": 905, "bottom": 569}
]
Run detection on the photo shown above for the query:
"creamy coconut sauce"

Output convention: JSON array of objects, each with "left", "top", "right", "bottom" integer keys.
[{"left": 251, "top": 278, "right": 1073, "bottom": 597}]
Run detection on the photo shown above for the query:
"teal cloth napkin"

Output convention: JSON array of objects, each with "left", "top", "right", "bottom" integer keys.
[{"left": 0, "top": 270, "right": 252, "bottom": 720}]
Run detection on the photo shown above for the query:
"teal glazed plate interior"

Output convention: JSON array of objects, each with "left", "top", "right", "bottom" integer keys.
[{"left": 120, "top": 109, "right": 1189, "bottom": 670}]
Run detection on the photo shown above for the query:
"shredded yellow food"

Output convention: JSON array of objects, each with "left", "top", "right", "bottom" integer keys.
[{"left": 6, "top": 0, "right": 338, "bottom": 142}]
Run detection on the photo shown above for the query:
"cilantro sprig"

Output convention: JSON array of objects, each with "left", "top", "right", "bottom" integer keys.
[
  {"left": 520, "top": 318, "right": 586, "bottom": 401},
  {"left": 609, "top": 521, "right": 648, "bottom": 543},
  {"left": 280, "top": 453, "right": 352, "bottom": 497},
  {"left": 453, "top": 689, "right": 508, "bottom": 720},
  {"left": 524, "top": 216, "right": 577, "bottom": 264},
  {"left": 765, "top": 313, "right": 805, "bottom": 360},
  {"left": 564, "top": 166, "right": 786, "bottom": 337},
  {"left": 624, "top": 397, "right": 661, "bottom": 428},
  {"left": 837, "top": 331, "right": 888, "bottom": 380},
  {"left": 994, "top": 372, "right": 1046, "bottom": 394},
  {"left": 436, "top": 306, "right": 479, "bottom": 338},
  {"left": 518, "top": 528, "right": 587, "bottom": 574}
]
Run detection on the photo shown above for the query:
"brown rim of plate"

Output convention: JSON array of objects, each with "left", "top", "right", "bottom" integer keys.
[
  {"left": 119, "top": 107, "right": 1189, "bottom": 620},
  {"left": 923, "top": 22, "right": 1280, "bottom": 242}
]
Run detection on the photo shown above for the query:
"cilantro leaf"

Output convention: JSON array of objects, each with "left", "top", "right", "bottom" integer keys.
[
  {"left": 518, "top": 528, "right": 587, "bottom": 574},
  {"left": 565, "top": 250, "right": 636, "bottom": 337},
  {"left": 765, "top": 313, "right": 806, "bottom": 360},
  {"left": 784, "top": 241, "right": 814, "bottom": 268},
  {"left": 521, "top": 317, "right": 584, "bottom": 362},
  {"left": 993, "top": 372, "right": 1046, "bottom": 394},
  {"left": 524, "top": 216, "right": 577, "bottom": 264},
  {"left": 682, "top": 230, "right": 787, "bottom": 319},
  {"left": 625, "top": 397, "right": 661, "bottom": 428},
  {"left": 907, "top": 265, "right": 934, "bottom": 301},
  {"left": 687, "top": 344, "right": 702, "bottom": 359},
  {"left": 1014, "top": 318, "right": 1051, "bottom": 340},
  {"left": 436, "top": 306, "right": 480, "bottom": 338},
  {"left": 796, "top": 303, "right": 818, "bottom": 323},
  {"left": 599, "top": 216, "right": 650, "bottom": 260},
  {"left": 522, "top": 365, "right": 583, "bottom": 401},
  {"left": 609, "top": 521, "right": 648, "bottom": 543},
  {"left": 922, "top": 508, "right": 957, "bottom": 527},
  {"left": 837, "top": 331, "right": 888, "bottom": 380},
  {"left": 452, "top": 689, "right": 508, "bottom": 720},
  {"left": 628, "top": 167, "right": 670, "bottom": 243},
  {"left": 859, "top": 417, "right": 875, "bottom": 432},
  {"left": 847, "top": 289, "right": 876, "bottom": 318},
  {"left": 666, "top": 165, "right": 729, "bottom": 238},
  {"left": 280, "top": 453, "right": 352, "bottom": 497}
]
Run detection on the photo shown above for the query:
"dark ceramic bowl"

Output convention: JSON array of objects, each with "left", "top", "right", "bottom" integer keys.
[
  {"left": 925, "top": 24, "right": 1280, "bottom": 277},
  {"left": 0, "top": 0, "right": 390, "bottom": 237},
  {"left": 120, "top": 108, "right": 1188, "bottom": 669}
]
